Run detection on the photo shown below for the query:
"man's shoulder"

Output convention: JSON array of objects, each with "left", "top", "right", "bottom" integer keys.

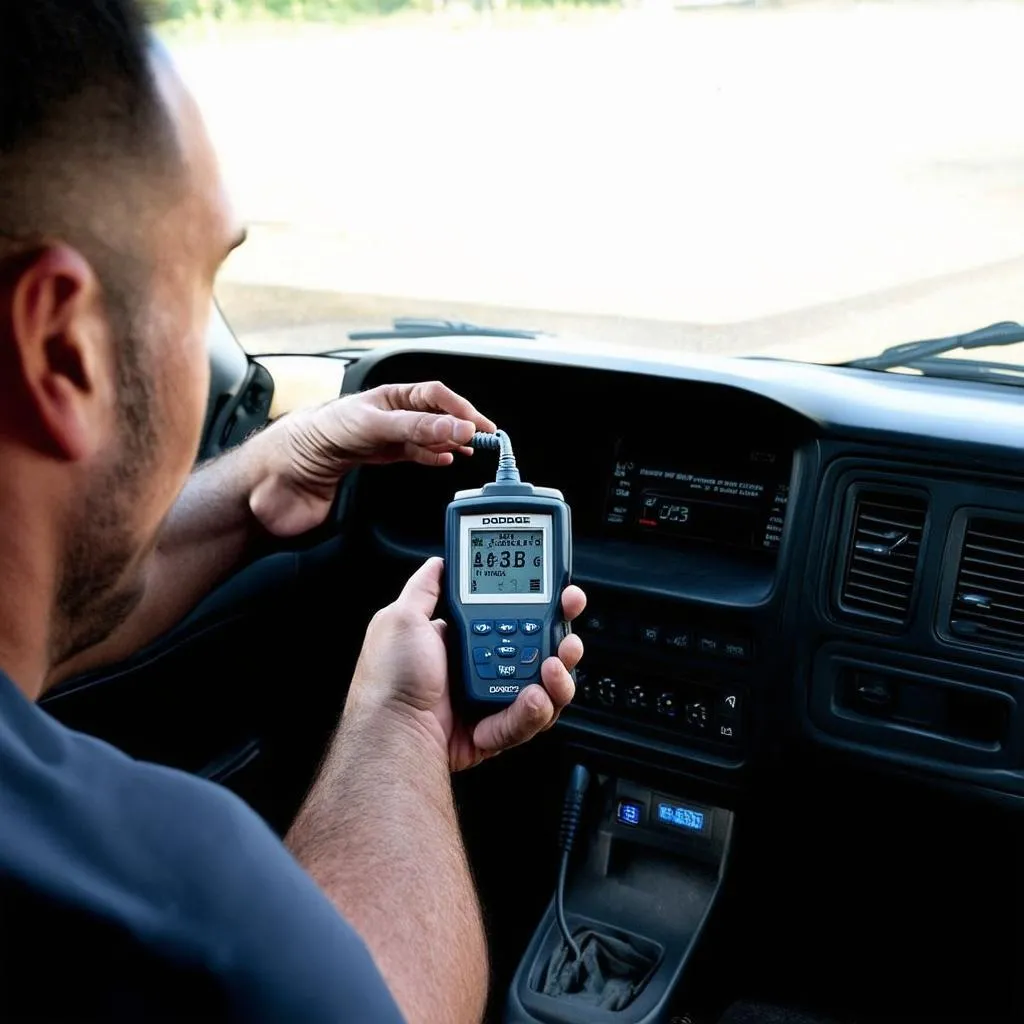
[
  {"left": 0, "top": 679, "right": 266, "bottom": 930},
  {"left": 0, "top": 675, "right": 406, "bottom": 1023}
]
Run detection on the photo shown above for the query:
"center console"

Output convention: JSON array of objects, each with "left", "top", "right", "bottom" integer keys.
[
  {"left": 354, "top": 353, "right": 813, "bottom": 774},
  {"left": 505, "top": 770, "right": 735, "bottom": 1024},
  {"left": 570, "top": 587, "right": 761, "bottom": 756}
]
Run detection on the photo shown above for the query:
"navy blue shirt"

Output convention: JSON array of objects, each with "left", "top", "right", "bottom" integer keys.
[{"left": 0, "top": 671, "right": 406, "bottom": 1022}]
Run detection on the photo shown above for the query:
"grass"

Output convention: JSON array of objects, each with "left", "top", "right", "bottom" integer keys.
[{"left": 156, "top": 2, "right": 637, "bottom": 42}]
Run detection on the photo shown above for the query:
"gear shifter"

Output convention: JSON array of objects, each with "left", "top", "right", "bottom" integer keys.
[
  {"left": 507, "top": 775, "right": 735, "bottom": 1024},
  {"left": 540, "top": 926, "right": 659, "bottom": 1011}
]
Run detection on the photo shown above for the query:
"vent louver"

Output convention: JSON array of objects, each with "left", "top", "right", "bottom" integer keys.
[
  {"left": 950, "top": 517, "right": 1024, "bottom": 652},
  {"left": 838, "top": 491, "right": 927, "bottom": 625}
]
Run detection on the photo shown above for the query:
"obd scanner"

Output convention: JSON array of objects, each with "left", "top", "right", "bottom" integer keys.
[{"left": 444, "top": 430, "right": 573, "bottom": 713}]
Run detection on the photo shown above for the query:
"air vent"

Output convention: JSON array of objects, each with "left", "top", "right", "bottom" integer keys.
[
  {"left": 838, "top": 490, "right": 928, "bottom": 625},
  {"left": 949, "top": 517, "right": 1024, "bottom": 652}
]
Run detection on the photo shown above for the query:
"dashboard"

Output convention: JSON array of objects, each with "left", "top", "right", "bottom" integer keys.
[{"left": 337, "top": 340, "right": 1024, "bottom": 801}]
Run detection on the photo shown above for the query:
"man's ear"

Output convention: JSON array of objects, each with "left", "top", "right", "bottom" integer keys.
[{"left": 2, "top": 245, "right": 115, "bottom": 462}]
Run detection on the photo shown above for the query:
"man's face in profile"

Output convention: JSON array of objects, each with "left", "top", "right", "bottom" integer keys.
[{"left": 53, "top": 49, "right": 242, "bottom": 661}]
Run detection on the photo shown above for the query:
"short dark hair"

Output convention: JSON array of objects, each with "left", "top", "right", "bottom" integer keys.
[
  {"left": 0, "top": 1, "right": 180, "bottom": 334},
  {"left": 0, "top": 2, "right": 186, "bottom": 479},
  {"left": 0, "top": 1, "right": 182, "bottom": 454},
  {"left": 0, "top": 1, "right": 156, "bottom": 156}
]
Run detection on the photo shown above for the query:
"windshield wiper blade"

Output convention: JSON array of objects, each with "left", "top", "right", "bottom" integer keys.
[
  {"left": 843, "top": 320, "right": 1024, "bottom": 371},
  {"left": 347, "top": 317, "right": 544, "bottom": 342},
  {"left": 875, "top": 355, "right": 1024, "bottom": 387}
]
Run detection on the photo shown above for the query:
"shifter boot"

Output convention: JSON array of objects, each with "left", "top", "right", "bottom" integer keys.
[{"left": 540, "top": 927, "right": 659, "bottom": 1011}]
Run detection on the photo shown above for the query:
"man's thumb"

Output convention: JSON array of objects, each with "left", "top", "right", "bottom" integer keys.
[{"left": 396, "top": 557, "right": 445, "bottom": 617}]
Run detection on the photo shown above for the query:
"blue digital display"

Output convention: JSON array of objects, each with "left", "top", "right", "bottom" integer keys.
[
  {"left": 656, "top": 802, "right": 706, "bottom": 832},
  {"left": 616, "top": 800, "right": 643, "bottom": 827}
]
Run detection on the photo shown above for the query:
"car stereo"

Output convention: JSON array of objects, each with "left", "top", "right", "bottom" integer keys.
[{"left": 603, "top": 438, "right": 791, "bottom": 554}]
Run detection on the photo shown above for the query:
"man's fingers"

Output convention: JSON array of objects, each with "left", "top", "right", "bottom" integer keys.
[
  {"left": 393, "top": 557, "right": 445, "bottom": 618},
  {"left": 557, "top": 633, "right": 584, "bottom": 673},
  {"left": 406, "top": 445, "right": 457, "bottom": 468},
  {"left": 382, "top": 382, "right": 497, "bottom": 434},
  {"left": 371, "top": 408, "right": 477, "bottom": 450},
  {"left": 473, "top": 652, "right": 578, "bottom": 751},
  {"left": 472, "top": 685, "right": 554, "bottom": 753},
  {"left": 423, "top": 443, "right": 475, "bottom": 457},
  {"left": 561, "top": 585, "right": 587, "bottom": 622},
  {"left": 541, "top": 654, "right": 577, "bottom": 709}
]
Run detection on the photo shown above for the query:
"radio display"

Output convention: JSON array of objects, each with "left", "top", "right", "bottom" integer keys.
[{"left": 604, "top": 440, "right": 791, "bottom": 553}]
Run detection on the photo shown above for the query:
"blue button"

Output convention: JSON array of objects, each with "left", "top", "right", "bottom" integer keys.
[
  {"left": 617, "top": 800, "right": 643, "bottom": 827},
  {"left": 496, "top": 664, "right": 517, "bottom": 678},
  {"left": 495, "top": 645, "right": 518, "bottom": 659},
  {"left": 476, "top": 663, "right": 496, "bottom": 680},
  {"left": 520, "top": 620, "right": 541, "bottom": 636},
  {"left": 471, "top": 621, "right": 493, "bottom": 636},
  {"left": 496, "top": 621, "right": 518, "bottom": 636},
  {"left": 473, "top": 648, "right": 495, "bottom": 665},
  {"left": 520, "top": 647, "right": 539, "bottom": 666}
]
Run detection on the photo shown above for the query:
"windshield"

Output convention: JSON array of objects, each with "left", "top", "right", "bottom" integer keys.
[{"left": 159, "top": 0, "right": 1024, "bottom": 367}]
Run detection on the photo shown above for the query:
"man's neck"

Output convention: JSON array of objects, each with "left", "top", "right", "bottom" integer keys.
[
  {"left": 0, "top": 635, "right": 50, "bottom": 702},
  {"left": 0, "top": 582, "right": 52, "bottom": 699},
  {"left": 0, "top": 498, "right": 59, "bottom": 702}
]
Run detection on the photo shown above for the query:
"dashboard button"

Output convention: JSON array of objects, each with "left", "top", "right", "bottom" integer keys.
[
  {"left": 852, "top": 678, "right": 895, "bottom": 713},
  {"left": 716, "top": 721, "right": 739, "bottom": 743},
  {"left": 616, "top": 800, "right": 644, "bottom": 827},
  {"left": 496, "top": 621, "right": 518, "bottom": 636},
  {"left": 639, "top": 625, "right": 661, "bottom": 645},
  {"left": 473, "top": 648, "right": 495, "bottom": 665},
  {"left": 698, "top": 635, "right": 720, "bottom": 656},
  {"left": 496, "top": 664, "right": 518, "bottom": 679},
  {"left": 717, "top": 691, "right": 743, "bottom": 720},
  {"left": 722, "top": 637, "right": 751, "bottom": 660},
  {"left": 471, "top": 621, "right": 494, "bottom": 636},
  {"left": 626, "top": 685, "right": 648, "bottom": 710},
  {"left": 577, "top": 669, "right": 595, "bottom": 702},
  {"left": 598, "top": 677, "right": 618, "bottom": 707},
  {"left": 715, "top": 691, "right": 743, "bottom": 742},
  {"left": 581, "top": 613, "right": 608, "bottom": 634},
  {"left": 656, "top": 692, "right": 679, "bottom": 719},
  {"left": 519, "top": 647, "right": 540, "bottom": 666},
  {"left": 495, "top": 645, "right": 518, "bottom": 659},
  {"left": 663, "top": 629, "right": 692, "bottom": 651},
  {"left": 519, "top": 620, "right": 541, "bottom": 636},
  {"left": 685, "top": 701, "right": 710, "bottom": 731}
]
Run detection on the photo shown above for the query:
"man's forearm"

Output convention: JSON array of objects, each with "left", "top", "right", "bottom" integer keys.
[
  {"left": 286, "top": 702, "right": 488, "bottom": 1024},
  {"left": 48, "top": 431, "right": 276, "bottom": 684}
]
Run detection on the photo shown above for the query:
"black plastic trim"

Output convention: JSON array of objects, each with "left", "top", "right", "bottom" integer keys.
[{"left": 808, "top": 643, "right": 1019, "bottom": 767}]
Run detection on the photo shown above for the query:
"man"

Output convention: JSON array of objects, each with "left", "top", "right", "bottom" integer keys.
[{"left": 0, "top": 3, "right": 585, "bottom": 1022}]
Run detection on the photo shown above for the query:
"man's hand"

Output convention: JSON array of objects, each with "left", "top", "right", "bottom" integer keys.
[
  {"left": 348, "top": 558, "right": 585, "bottom": 771},
  {"left": 290, "top": 557, "right": 577, "bottom": 1021},
  {"left": 250, "top": 382, "right": 496, "bottom": 538}
]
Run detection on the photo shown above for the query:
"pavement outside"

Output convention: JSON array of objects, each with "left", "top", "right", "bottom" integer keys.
[{"left": 168, "top": 0, "right": 1024, "bottom": 366}]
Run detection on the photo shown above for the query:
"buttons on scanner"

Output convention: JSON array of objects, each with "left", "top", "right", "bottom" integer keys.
[{"left": 470, "top": 621, "right": 543, "bottom": 683}]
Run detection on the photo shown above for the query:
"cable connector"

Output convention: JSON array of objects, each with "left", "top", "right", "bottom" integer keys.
[
  {"left": 470, "top": 430, "right": 520, "bottom": 484},
  {"left": 555, "top": 764, "right": 591, "bottom": 961},
  {"left": 559, "top": 764, "right": 591, "bottom": 854}
]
